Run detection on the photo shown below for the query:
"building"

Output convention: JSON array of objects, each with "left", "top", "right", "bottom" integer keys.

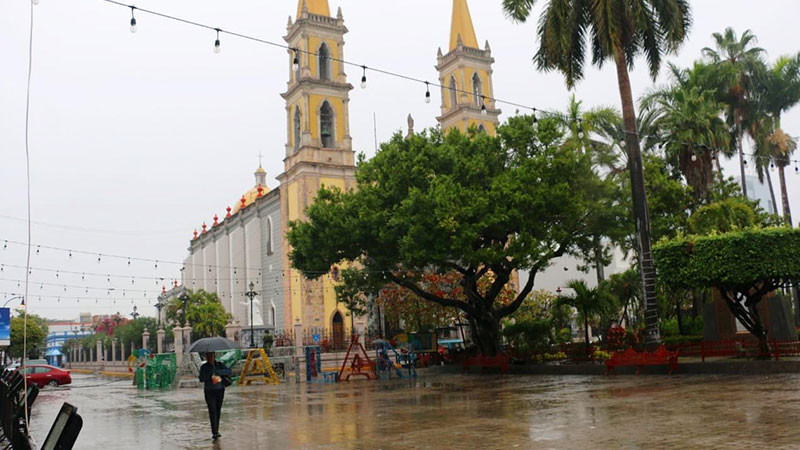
[
  {"left": 737, "top": 174, "right": 778, "bottom": 215},
  {"left": 181, "top": 0, "right": 502, "bottom": 344},
  {"left": 45, "top": 317, "right": 93, "bottom": 367}
]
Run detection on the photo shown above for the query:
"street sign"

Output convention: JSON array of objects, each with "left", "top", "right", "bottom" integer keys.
[{"left": 0, "top": 307, "right": 10, "bottom": 347}]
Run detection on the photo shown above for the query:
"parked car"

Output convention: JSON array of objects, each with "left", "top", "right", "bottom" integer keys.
[{"left": 19, "top": 365, "right": 72, "bottom": 387}]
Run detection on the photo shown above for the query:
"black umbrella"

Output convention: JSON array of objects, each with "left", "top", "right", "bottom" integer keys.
[{"left": 187, "top": 337, "right": 238, "bottom": 354}]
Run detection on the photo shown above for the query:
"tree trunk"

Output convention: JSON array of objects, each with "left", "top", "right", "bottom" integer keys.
[
  {"left": 764, "top": 168, "right": 778, "bottom": 215},
  {"left": 736, "top": 113, "right": 748, "bottom": 198},
  {"left": 595, "top": 241, "right": 605, "bottom": 285},
  {"left": 777, "top": 165, "right": 800, "bottom": 325},
  {"left": 714, "top": 151, "right": 724, "bottom": 185},
  {"left": 466, "top": 312, "right": 502, "bottom": 356},
  {"left": 778, "top": 165, "right": 793, "bottom": 226},
  {"left": 612, "top": 49, "right": 661, "bottom": 345},
  {"left": 675, "top": 297, "right": 683, "bottom": 336},
  {"left": 583, "top": 312, "right": 591, "bottom": 358}
]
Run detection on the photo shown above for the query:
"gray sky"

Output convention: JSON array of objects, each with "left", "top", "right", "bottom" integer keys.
[{"left": 1, "top": 0, "right": 799, "bottom": 320}]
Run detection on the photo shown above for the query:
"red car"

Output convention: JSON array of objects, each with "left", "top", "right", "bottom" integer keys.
[{"left": 19, "top": 365, "right": 72, "bottom": 387}]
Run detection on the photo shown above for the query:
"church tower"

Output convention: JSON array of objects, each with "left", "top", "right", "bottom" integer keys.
[
  {"left": 436, "top": 0, "right": 501, "bottom": 135},
  {"left": 278, "top": 0, "right": 358, "bottom": 333}
]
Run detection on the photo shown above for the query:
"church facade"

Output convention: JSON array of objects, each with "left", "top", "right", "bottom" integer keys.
[{"left": 181, "top": 0, "right": 498, "bottom": 339}]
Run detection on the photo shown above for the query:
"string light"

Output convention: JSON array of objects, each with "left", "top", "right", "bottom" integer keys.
[
  {"left": 214, "top": 29, "right": 221, "bottom": 54},
  {"left": 292, "top": 48, "right": 300, "bottom": 72},
  {"left": 481, "top": 96, "right": 487, "bottom": 115},
  {"left": 129, "top": 6, "right": 137, "bottom": 33},
  {"left": 360, "top": 66, "right": 367, "bottom": 89},
  {"left": 425, "top": 82, "right": 431, "bottom": 104}
]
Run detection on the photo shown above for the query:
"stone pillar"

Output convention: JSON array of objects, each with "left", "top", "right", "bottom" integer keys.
[
  {"left": 294, "top": 322, "right": 303, "bottom": 382},
  {"left": 225, "top": 323, "right": 242, "bottom": 347},
  {"left": 173, "top": 327, "right": 184, "bottom": 367},
  {"left": 156, "top": 329, "right": 165, "bottom": 354},
  {"left": 96, "top": 340, "right": 103, "bottom": 366},
  {"left": 142, "top": 331, "right": 150, "bottom": 351},
  {"left": 111, "top": 339, "right": 118, "bottom": 364},
  {"left": 182, "top": 326, "right": 193, "bottom": 351},
  {"left": 130, "top": 341, "right": 135, "bottom": 359}
]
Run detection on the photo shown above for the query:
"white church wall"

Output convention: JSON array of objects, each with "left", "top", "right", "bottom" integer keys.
[
  {"left": 215, "top": 232, "right": 231, "bottom": 314},
  {"left": 244, "top": 215, "right": 262, "bottom": 326},
  {"left": 258, "top": 194, "right": 283, "bottom": 330},
  {"left": 229, "top": 224, "right": 246, "bottom": 324},
  {"left": 202, "top": 239, "right": 217, "bottom": 294}
]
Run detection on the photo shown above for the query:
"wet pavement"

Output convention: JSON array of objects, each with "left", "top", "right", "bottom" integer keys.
[{"left": 28, "top": 372, "right": 800, "bottom": 449}]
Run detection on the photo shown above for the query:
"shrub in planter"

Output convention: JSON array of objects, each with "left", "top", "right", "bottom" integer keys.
[{"left": 262, "top": 332, "right": 274, "bottom": 350}]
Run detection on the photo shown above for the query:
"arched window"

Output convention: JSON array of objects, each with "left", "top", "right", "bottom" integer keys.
[
  {"left": 477, "top": 124, "right": 487, "bottom": 134},
  {"left": 266, "top": 216, "right": 274, "bottom": 254},
  {"left": 318, "top": 43, "right": 330, "bottom": 81},
  {"left": 293, "top": 107, "right": 302, "bottom": 151},
  {"left": 320, "top": 101, "right": 334, "bottom": 148},
  {"left": 472, "top": 72, "right": 483, "bottom": 106},
  {"left": 449, "top": 76, "right": 458, "bottom": 109},
  {"left": 269, "top": 302, "right": 276, "bottom": 327}
]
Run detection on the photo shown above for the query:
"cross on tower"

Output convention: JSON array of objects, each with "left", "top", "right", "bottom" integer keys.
[{"left": 258, "top": 151, "right": 263, "bottom": 168}]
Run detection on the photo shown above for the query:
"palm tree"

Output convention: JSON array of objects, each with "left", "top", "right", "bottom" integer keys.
[
  {"left": 702, "top": 28, "right": 765, "bottom": 198},
  {"left": 556, "top": 280, "right": 617, "bottom": 357},
  {"left": 759, "top": 53, "right": 800, "bottom": 225},
  {"left": 502, "top": 0, "right": 692, "bottom": 344},
  {"left": 646, "top": 84, "right": 730, "bottom": 202}
]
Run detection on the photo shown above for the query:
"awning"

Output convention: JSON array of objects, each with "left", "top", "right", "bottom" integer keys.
[{"left": 45, "top": 348, "right": 62, "bottom": 357}]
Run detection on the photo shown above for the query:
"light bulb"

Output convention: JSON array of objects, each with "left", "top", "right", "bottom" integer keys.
[
  {"left": 361, "top": 75, "right": 367, "bottom": 89},
  {"left": 691, "top": 154, "right": 697, "bottom": 162},
  {"left": 214, "top": 39, "right": 221, "bottom": 53},
  {"left": 481, "top": 104, "right": 487, "bottom": 115},
  {"left": 32, "top": 0, "right": 39, "bottom": 5},
  {"left": 425, "top": 91, "right": 431, "bottom": 104},
  {"left": 293, "top": 57, "right": 300, "bottom": 72},
  {"left": 130, "top": 18, "right": 137, "bottom": 33}
]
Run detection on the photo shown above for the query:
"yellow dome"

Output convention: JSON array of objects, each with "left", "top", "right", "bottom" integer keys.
[{"left": 233, "top": 184, "right": 270, "bottom": 214}]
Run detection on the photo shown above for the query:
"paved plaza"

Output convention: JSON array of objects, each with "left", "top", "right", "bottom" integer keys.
[{"left": 26, "top": 372, "right": 800, "bottom": 449}]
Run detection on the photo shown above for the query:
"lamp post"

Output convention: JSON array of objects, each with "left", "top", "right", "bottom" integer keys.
[
  {"left": 130, "top": 305, "right": 139, "bottom": 320},
  {"left": 2, "top": 296, "right": 24, "bottom": 307},
  {"left": 179, "top": 293, "right": 189, "bottom": 327},
  {"left": 155, "top": 301, "right": 164, "bottom": 329},
  {"left": 244, "top": 282, "right": 259, "bottom": 348}
]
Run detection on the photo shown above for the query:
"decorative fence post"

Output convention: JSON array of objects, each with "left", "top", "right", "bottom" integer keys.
[
  {"left": 142, "top": 331, "right": 150, "bottom": 352},
  {"left": 157, "top": 329, "right": 165, "bottom": 354},
  {"left": 173, "top": 327, "right": 184, "bottom": 367}
]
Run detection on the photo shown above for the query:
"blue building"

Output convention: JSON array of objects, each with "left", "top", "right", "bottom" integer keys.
[{"left": 45, "top": 330, "right": 92, "bottom": 367}]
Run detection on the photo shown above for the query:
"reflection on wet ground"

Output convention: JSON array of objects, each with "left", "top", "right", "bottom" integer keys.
[{"left": 28, "top": 372, "right": 800, "bottom": 449}]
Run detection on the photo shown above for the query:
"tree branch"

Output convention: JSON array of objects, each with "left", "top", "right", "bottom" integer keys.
[
  {"left": 497, "top": 241, "right": 570, "bottom": 318},
  {"left": 388, "top": 274, "right": 477, "bottom": 317}
]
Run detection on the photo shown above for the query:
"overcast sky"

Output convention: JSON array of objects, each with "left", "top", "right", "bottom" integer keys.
[{"left": 1, "top": 0, "right": 799, "bottom": 320}]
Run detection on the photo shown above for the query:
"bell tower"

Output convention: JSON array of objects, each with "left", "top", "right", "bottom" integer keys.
[
  {"left": 436, "top": 0, "right": 501, "bottom": 135},
  {"left": 278, "top": 0, "right": 357, "bottom": 330}
]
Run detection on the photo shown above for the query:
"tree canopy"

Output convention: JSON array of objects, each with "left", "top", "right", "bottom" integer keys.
[
  {"left": 167, "top": 290, "right": 231, "bottom": 339},
  {"left": 289, "top": 118, "right": 612, "bottom": 354},
  {"left": 654, "top": 227, "right": 800, "bottom": 347}
]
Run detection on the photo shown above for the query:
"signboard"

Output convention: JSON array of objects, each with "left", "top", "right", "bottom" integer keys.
[{"left": 0, "top": 307, "right": 10, "bottom": 347}]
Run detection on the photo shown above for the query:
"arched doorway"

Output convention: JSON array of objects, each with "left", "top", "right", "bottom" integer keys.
[{"left": 332, "top": 311, "right": 345, "bottom": 350}]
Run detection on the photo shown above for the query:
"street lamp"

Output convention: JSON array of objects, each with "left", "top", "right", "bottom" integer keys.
[
  {"left": 155, "top": 300, "right": 164, "bottom": 329},
  {"left": 244, "top": 282, "right": 259, "bottom": 348},
  {"left": 179, "top": 293, "right": 189, "bottom": 327},
  {"left": 2, "top": 295, "right": 24, "bottom": 307},
  {"left": 130, "top": 305, "right": 139, "bottom": 320}
]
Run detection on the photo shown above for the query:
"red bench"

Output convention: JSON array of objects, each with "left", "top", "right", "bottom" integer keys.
[
  {"left": 462, "top": 353, "right": 509, "bottom": 374},
  {"left": 605, "top": 345, "right": 679, "bottom": 375}
]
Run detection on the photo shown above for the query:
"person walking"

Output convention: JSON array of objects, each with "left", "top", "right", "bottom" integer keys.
[{"left": 198, "top": 351, "right": 232, "bottom": 440}]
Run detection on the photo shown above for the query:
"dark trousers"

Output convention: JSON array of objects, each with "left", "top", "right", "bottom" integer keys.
[{"left": 204, "top": 389, "right": 225, "bottom": 435}]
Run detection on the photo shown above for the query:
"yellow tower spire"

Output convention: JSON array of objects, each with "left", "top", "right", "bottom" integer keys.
[
  {"left": 297, "top": 0, "right": 331, "bottom": 18},
  {"left": 449, "top": 0, "right": 479, "bottom": 50}
]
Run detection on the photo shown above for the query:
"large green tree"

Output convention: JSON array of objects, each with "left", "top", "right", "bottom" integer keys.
[
  {"left": 654, "top": 228, "right": 800, "bottom": 353},
  {"left": 503, "top": 0, "right": 692, "bottom": 343},
  {"left": 167, "top": 290, "right": 230, "bottom": 339},
  {"left": 289, "top": 118, "right": 609, "bottom": 355},
  {"left": 9, "top": 312, "right": 47, "bottom": 359}
]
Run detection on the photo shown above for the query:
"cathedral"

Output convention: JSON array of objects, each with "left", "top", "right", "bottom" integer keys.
[{"left": 180, "top": 0, "right": 499, "bottom": 342}]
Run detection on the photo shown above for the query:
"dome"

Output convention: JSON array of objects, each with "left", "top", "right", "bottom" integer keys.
[{"left": 233, "top": 183, "right": 270, "bottom": 214}]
